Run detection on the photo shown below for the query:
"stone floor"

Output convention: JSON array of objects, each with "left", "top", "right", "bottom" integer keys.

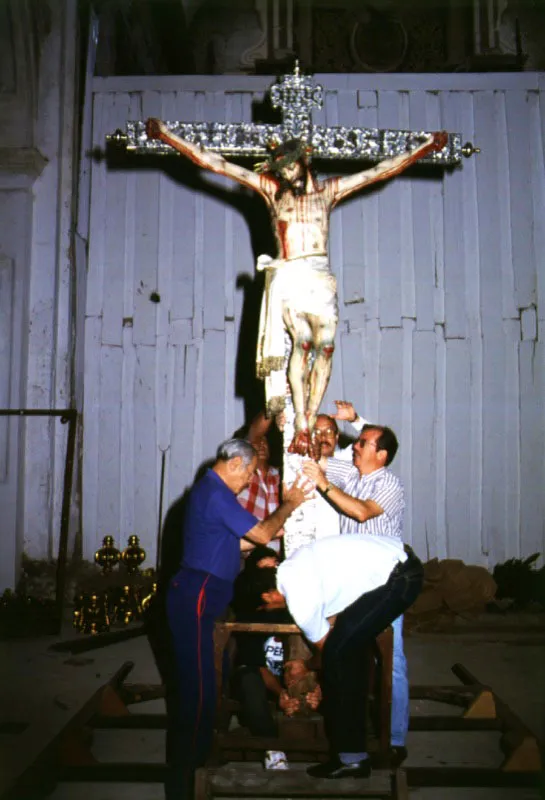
[{"left": 0, "top": 617, "right": 544, "bottom": 799}]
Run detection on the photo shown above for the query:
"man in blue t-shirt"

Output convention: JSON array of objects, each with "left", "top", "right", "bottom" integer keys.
[{"left": 166, "top": 438, "right": 311, "bottom": 799}]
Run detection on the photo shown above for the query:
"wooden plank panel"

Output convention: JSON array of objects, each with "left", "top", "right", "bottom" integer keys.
[
  {"left": 395, "top": 92, "right": 415, "bottom": 322},
  {"left": 192, "top": 93, "right": 205, "bottom": 342},
  {"left": 155, "top": 92, "right": 177, "bottom": 465},
  {"left": 170, "top": 91, "right": 198, "bottom": 322},
  {"left": 132, "top": 91, "right": 162, "bottom": 345},
  {"left": 336, "top": 90, "right": 365, "bottom": 331},
  {"left": 232, "top": 95, "right": 257, "bottom": 430},
  {"left": 377, "top": 327, "right": 403, "bottom": 451},
  {"left": 0, "top": 256, "right": 13, "bottom": 480},
  {"left": 411, "top": 330, "right": 436, "bottom": 560},
  {"left": 533, "top": 89, "right": 545, "bottom": 329},
  {"left": 102, "top": 93, "right": 131, "bottom": 346},
  {"left": 444, "top": 339, "right": 471, "bottom": 561},
  {"left": 474, "top": 92, "right": 509, "bottom": 564},
  {"left": 121, "top": 94, "right": 140, "bottom": 333},
  {"left": 505, "top": 91, "right": 537, "bottom": 309},
  {"left": 168, "top": 343, "right": 199, "bottom": 503},
  {"left": 339, "top": 329, "right": 365, "bottom": 417},
  {"left": 492, "top": 93, "right": 517, "bottom": 322},
  {"left": 82, "top": 315, "right": 102, "bottom": 560},
  {"left": 434, "top": 325, "right": 448, "bottom": 559},
  {"left": 321, "top": 316, "right": 344, "bottom": 415},
  {"left": 86, "top": 92, "right": 108, "bottom": 318},
  {"left": 356, "top": 93, "right": 380, "bottom": 325},
  {"left": 362, "top": 317, "right": 380, "bottom": 421},
  {"left": 499, "top": 319, "right": 521, "bottom": 566},
  {"left": 519, "top": 340, "right": 545, "bottom": 559},
  {"left": 400, "top": 318, "right": 414, "bottom": 545},
  {"left": 202, "top": 92, "right": 230, "bottom": 332},
  {"left": 440, "top": 92, "right": 466, "bottom": 339},
  {"left": 96, "top": 344, "right": 123, "bottom": 545},
  {"left": 409, "top": 91, "right": 440, "bottom": 332},
  {"left": 119, "top": 325, "right": 136, "bottom": 542},
  {"left": 459, "top": 92, "right": 484, "bottom": 565},
  {"left": 224, "top": 92, "right": 247, "bottom": 434},
  {"left": 377, "top": 91, "right": 404, "bottom": 328},
  {"left": 133, "top": 344, "right": 159, "bottom": 561},
  {"left": 202, "top": 330, "right": 226, "bottom": 458},
  {"left": 324, "top": 90, "right": 344, "bottom": 333}
]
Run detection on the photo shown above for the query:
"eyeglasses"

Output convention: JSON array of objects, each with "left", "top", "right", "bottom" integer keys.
[
  {"left": 356, "top": 438, "right": 378, "bottom": 448},
  {"left": 314, "top": 427, "right": 337, "bottom": 437}
]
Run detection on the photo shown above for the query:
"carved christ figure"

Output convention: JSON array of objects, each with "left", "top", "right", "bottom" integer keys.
[{"left": 146, "top": 119, "right": 447, "bottom": 454}]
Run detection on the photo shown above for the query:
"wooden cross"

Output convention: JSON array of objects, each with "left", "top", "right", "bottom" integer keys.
[{"left": 108, "top": 62, "right": 478, "bottom": 166}]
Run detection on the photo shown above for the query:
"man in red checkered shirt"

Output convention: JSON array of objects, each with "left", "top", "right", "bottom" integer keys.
[{"left": 238, "top": 413, "right": 282, "bottom": 555}]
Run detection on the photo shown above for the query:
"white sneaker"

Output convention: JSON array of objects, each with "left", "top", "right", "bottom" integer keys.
[{"left": 264, "top": 750, "right": 289, "bottom": 770}]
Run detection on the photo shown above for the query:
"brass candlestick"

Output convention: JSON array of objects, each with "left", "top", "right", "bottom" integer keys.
[
  {"left": 94, "top": 536, "right": 121, "bottom": 573},
  {"left": 121, "top": 535, "right": 146, "bottom": 574}
]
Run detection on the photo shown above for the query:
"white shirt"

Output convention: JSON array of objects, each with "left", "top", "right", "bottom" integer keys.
[{"left": 276, "top": 534, "right": 407, "bottom": 643}]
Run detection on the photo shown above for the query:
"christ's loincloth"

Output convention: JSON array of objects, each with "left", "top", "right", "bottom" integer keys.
[{"left": 256, "top": 255, "right": 338, "bottom": 416}]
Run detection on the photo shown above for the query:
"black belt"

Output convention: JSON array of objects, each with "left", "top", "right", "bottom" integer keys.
[{"left": 390, "top": 545, "right": 422, "bottom": 578}]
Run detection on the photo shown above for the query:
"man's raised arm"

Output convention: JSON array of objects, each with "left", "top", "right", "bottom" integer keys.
[
  {"left": 145, "top": 118, "right": 266, "bottom": 195},
  {"left": 330, "top": 131, "right": 449, "bottom": 207},
  {"left": 243, "top": 475, "right": 313, "bottom": 547}
]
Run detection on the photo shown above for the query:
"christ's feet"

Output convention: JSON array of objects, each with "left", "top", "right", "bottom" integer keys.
[{"left": 288, "top": 429, "right": 310, "bottom": 456}]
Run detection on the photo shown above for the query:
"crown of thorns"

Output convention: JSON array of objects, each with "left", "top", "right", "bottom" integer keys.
[{"left": 254, "top": 139, "right": 313, "bottom": 174}]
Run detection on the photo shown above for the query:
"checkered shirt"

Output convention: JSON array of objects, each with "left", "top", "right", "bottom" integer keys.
[{"left": 237, "top": 466, "right": 281, "bottom": 521}]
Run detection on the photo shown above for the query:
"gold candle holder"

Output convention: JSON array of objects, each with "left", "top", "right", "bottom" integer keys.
[
  {"left": 121, "top": 535, "right": 146, "bottom": 574},
  {"left": 94, "top": 535, "right": 121, "bottom": 574}
]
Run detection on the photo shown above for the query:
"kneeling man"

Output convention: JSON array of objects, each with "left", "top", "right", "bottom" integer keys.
[{"left": 250, "top": 534, "right": 423, "bottom": 779}]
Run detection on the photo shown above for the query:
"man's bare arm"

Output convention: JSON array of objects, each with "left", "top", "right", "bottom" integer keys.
[
  {"left": 330, "top": 131, "right": 449, "bottom": 207},
  {"left": 246, "top": 411, "right": 273, "bottom": 443},
  {"left": 302, "top": 461, "right": 383, "bottom": 523},
  {"left": 145, "top": 118, "right": 269, "bottom": 196},
  {"left": 243, "top": 475, "right": 313, "bottom": 546}
]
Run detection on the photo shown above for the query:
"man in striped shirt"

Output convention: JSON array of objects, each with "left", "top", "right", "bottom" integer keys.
[{"left": 303, "top": 423, "right": 410, "bottom": 766}]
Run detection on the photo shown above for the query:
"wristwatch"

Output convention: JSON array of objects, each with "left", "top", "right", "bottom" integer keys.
[{"left": 323, "top": 483, "right": 334, "bottom": 496}]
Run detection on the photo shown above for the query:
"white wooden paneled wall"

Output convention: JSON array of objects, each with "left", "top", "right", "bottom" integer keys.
[{"left": 84, "top": 73, "right": 545, "bottom": 569}]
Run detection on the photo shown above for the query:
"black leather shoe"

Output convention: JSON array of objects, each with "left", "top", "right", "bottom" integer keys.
[
  {"left": 307, "top": 758, "right": 372, "bottom": 779},
  {"left": 389, "top": 746, "right": 408, "bottom": 767}
]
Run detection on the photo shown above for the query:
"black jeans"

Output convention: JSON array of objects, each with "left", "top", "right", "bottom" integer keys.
[
  {"left": 232, "top": 666, "right": 278, "bottom": 737},
  {"left": 321, "top": 548, "right": 423, "bottom": 754}
]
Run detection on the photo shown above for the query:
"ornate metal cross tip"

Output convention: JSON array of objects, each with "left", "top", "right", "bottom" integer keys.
[{"left": 107, "top": 63, "right": 478, "bottom": 167}]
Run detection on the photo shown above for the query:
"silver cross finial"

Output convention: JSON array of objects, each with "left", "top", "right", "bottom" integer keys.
[{"left": 270, "top": 61, "right": 324, "bottom": 141}]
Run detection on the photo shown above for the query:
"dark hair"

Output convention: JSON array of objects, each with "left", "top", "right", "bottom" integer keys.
[
  {"left": 361, "top": 424, "right": 399, "bottom": 466},
  {"left": 232, "top": 565, "right": 277, "bottom": 614},
  {"left": 245, "top": 545, "right": 279, "bottom": 571}
]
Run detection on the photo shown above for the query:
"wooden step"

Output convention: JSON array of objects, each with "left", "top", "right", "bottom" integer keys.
[{"left": 198, "top": 763, "right": 396, "bottom": 798}]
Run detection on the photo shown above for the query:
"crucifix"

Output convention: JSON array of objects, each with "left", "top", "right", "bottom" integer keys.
[{"left": 108, "top": 64, "right": 478, "bottom": 557}]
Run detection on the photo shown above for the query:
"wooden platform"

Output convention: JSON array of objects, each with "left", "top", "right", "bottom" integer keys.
[
  {"left": 195, "top": 764, "right": 408, "bottom": 800},
  {"left": 1, "top": 653, "right": 542, "bottom": 798}
]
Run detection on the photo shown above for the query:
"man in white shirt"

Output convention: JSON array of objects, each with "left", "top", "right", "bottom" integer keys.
[
  {"left": 252, "top": 534, "right": 423, "bottom": 779},
  {"left": 304, "top": 417, "right": 410, "bottom": 766}
]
